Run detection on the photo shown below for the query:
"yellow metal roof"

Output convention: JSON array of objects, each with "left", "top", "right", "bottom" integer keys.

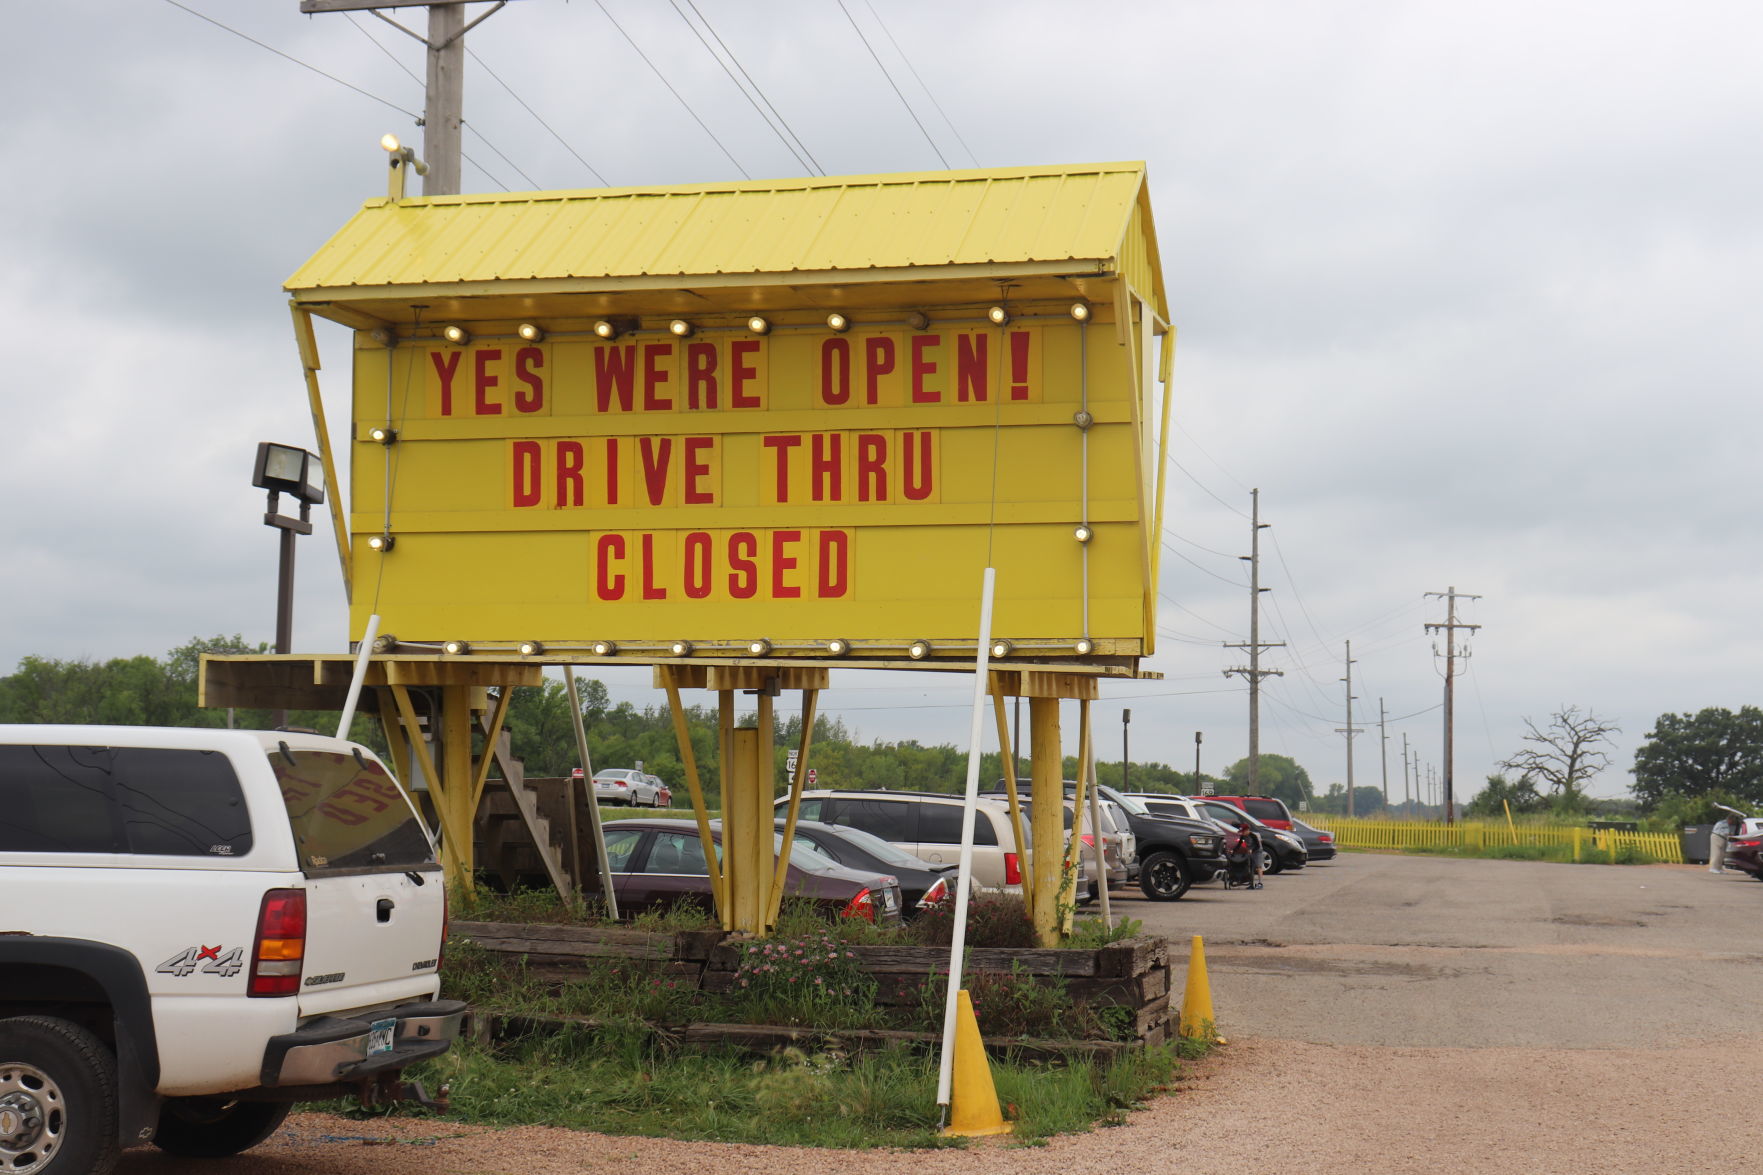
[{"left": 286, "top": 162, "right": 1167, "bottom": 325}]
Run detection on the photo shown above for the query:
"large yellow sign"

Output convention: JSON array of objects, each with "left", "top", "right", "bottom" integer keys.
[{"left": 348, "top": 306, "right": 1155, "bottom": 660}]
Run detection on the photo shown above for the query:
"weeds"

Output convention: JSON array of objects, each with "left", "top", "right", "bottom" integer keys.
[{"left": 729, "top": 930, "right": 883, "bottom": 1029}]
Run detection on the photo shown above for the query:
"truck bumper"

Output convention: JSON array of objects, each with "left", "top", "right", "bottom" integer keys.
[{"left": 261, "top": 999, "right": 467, "bottom": 1087}]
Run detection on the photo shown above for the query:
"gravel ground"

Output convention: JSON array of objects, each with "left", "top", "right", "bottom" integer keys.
[{"left": 117, "top": 856, "right": 1749, "bottom": 1174}]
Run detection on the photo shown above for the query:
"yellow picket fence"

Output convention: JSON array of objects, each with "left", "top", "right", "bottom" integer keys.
[{"left": 1322, "top": 818, "right": 1683, "bottom": 863}]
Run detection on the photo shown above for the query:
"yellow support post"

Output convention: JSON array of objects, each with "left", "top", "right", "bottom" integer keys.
[
  {"left": 1060, "top": 699, "right": 1093, "bottom": 936},
  {"left": 768, "top": 689, "right": 819, "bottom": 927},
  {"left": 662, "top": 673, "right": 725, "bottom": 918},
  {"left": 387, "top": 684, "right": 470, "bottom": 893},
  {"left": 991, "top": 691, "right": 1032, "bottom": 926},
  {"left": 1029, "top": 697, "right": 1064, "bottom": 947},
  {"left": 438, "top": 683, "right": 477, "bottom": 890}
]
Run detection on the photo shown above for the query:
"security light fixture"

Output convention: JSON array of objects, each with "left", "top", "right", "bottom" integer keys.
[
  {"left": 668, "top": 319, "right": 693, "bottom": 338},
  {"left": 1074, "top": 524, "right": 1094, "bottom": 544},
  {"left": 747, "top": 639, "right": 773, "bottom": 656},
  {"left": 367, "top": 533, "right": 395, "bottom": 552},
  {"left": 381, "top": 133, "right": 428, "bottom": 200},
  {"left": 669, "top": 640, "right": 694, "bottom": 657},
  {"left": 591, "top": 640, "right": 618, "bottom": 657},
  {"left": 372, "top": 633, "right": 399, "bottom": 653},
  {"left": 747, "top": 316, "right": 770, "bottom": 335},
  {"left": 826, "top": 313, "right": 850, "bottom": 332},
  {"left": 517, "top": 323, "right": 545, "bottom": 342},
  {"left": 518, "top": 641, "right": 545, "bottom": 656},
  {"left": 908, "top": 640, "right": 932, "bottom": 660},
  {"left": 990, "top": 640, "right": 1014, "bottom": 658},
  {"left": 253, "top": 442, "right": 324, "bottom": 506},
  {"left": 442, "top": 640, "right": 470, "bottom": 656},
  {"left": 987, "top": 305, "right": 1009, "bottom": 326},
  {"left": 368, "top": 426, "right": 397, "bottom": 445},
  {"left": 442, "top": 325, "right": 471, "bottom": 345},
  {"left": 1070, "top": 302, "right": 1091, "bottom": 322},
  {"left": 825, "top": 638, "right": 851, "bottom": 656}
]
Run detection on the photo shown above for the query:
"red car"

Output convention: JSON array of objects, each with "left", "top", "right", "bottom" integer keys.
[{"left": 586, "top": 818, "right": 905, "bottom": 923}]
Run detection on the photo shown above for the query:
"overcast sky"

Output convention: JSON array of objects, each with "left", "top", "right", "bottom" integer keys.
[{"left": 3, "top": 1, "right": 1758, "bottom": 804}]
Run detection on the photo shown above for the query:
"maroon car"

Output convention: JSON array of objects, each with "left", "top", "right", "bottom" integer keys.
[{"left": 587, "top": 818, "right": 905, "bottom": 924}]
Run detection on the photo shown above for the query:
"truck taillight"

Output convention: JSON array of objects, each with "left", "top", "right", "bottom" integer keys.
[
  {"left": 1080, "top": 834, "right": 1095, "bottom": 847},
  {"left": 248, "top": 888, "right": 306, "bottom": 997},
  {"left": 1004, "top": 853, "right": 1021, "bottom": 886},
  {"left": 841, "top": 888, "right": 877, "bottom": 921}
]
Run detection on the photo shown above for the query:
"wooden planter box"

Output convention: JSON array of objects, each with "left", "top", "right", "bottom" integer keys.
[{"left": 451, "top": 921, "right": 1173, "bottom": 1052}]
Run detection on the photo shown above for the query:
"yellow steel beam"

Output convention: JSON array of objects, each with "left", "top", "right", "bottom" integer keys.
[
  {"left": 469, "top": 684, "right": 513, "bottom": 813},
  {"left": 661, "top": 669, "right": 726, "bottom": 917},
  {"left": 1060, "top": 699, "right": 1093, "bottom": 937},
  {"left": 437, "top": 684, "right": 477, "bottom": 892},
  {"left": 387, "top": 684, "right": 470, "bottom": 892},
  {"left": 1029, "top": 696, "right": 1064, "bottom": 947},
  {"left": 767, "top": 688, "right": 818, "bottom": 927},
  {"left": 990, "top": 690, "right": 1032, "bottom": 927},
  {"left": 289, "top": 303, "right": 352, "bottom": 604},
  {"left": 716, "top": 690, "right": 736, "bottom": 931}
]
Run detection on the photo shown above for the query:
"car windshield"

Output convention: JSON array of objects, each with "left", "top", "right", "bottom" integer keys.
[
  {"left": 774, "top": 831, "right": 842, "bottom": 871},
  {"left": 1100, "top": 786, "right": 1149, "bottom": 815},
  {"left": 814, "top": 824, "right": 927, "bottom": 870}
]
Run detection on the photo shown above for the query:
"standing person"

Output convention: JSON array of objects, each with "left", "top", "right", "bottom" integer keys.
[{"left": 1709, "top": 812, "right": 1740, "bottom": 874}]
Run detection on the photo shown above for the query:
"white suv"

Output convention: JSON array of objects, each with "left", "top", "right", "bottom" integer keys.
[
  {"left": 778, "top": 790, "right": 1036, "bottom": 891},
  {"left": 0, "top": 725, "right": 462, "bottom": 1173}
]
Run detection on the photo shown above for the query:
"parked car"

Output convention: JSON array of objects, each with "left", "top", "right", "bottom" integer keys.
[
  {"left": 586, "top": 818, "right": 905, "bottom": 923},
  {"left": 776, "top": 790, "right": 1027, "bottom": 890},
  {"left": 1005, "top": 796, "right": 1133, "bottom": 895},
  {"left": 986, "top": 781, "right": 1227, "bottom": 901},
  {"left": 1290, "top": 817, "right": 1338, "bottom": 862},
  {"left": 1182, "top": 797, "right": 1308, "bottom": 873},
  {"left": 575, "top": 767, "right": 665, "bottom": 807},
  {"left": 1722, "top": 817, "right": 1763, "bottom": 878},
  {"left": 776, "top": 819, "right": 955, "bottom": 917},
  {"left": 1194, "top": 793, "right": 1297, "bottom": 831},
  {"left": 647, "top": 774, "right": 672, "bottom": 808}
]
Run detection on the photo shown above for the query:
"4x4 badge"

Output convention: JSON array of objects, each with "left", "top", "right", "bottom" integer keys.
[{"left": 157, "top": 945, "right": 244, "bottom": 978}]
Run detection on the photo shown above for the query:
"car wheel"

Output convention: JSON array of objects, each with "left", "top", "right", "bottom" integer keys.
[
  {"left": 1263, "top": 850, "right": 1284, "bottom": 875},
  {"left": 0, "top": 1014, "right": 120, "bottom": 1175},
  {"left": 1138, "top": 850, "right": 1190, "bottom": 901},
  {"left": 152, "top": 1099, "right": 291, "bottom": 1158}
]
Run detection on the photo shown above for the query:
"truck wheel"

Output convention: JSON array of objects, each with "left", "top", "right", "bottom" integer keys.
[
  {"left": 152, "top": 1098, "right": 291, "bottom": 1158},
  {"left": 0, "top": 1014, "right": 120, "bottom": 1175},
  {"left": 1138, "top": 850, "right": 1191, "bottom": 901}
]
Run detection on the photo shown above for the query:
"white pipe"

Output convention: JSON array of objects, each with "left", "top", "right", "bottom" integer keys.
[
  {"left": 936, "top": 566, "right": 996, "bottom": 1113},
  {"left": 335, "top": 614, "right": 380, "bottom": 739}
]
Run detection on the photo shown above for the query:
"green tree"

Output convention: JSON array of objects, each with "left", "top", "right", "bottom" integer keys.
[
  {"left": 1221, "top": 753, "right": 1315, "bottom": 810},
  {"left": 1464, "top": 773, "right": 1544, "bottom": 818},
  {"left": 1631, "top": 706, "right": 1763, "bottom": 809},
  {"left": 1499, "top": 707, "right": 1619, "bottom": 804}
]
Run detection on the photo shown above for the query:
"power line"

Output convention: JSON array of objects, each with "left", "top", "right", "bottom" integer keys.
[
  {"left": 1167, "top": 453, "right": 1250, "bottom": 520},
  {"left": 1161, "top": 537, "right": 1247, "bottom": 588},
  {"left": 835, "top": 0, "right": 949, "bottom": 168},
  {"left": 675, "top": 0, "right": 823, "bottom": 175},
  {"left": 860, "top": 0, "right": 980, "bottom": 168},
  {"left": 468, "top": 47, "right": 609, "bottom": 186},
  {"left": 161, "top": 0, "right": 418, "bottom": 119},
  {"left": 593, "top": 0, "right": 750, "bottom": 179}
]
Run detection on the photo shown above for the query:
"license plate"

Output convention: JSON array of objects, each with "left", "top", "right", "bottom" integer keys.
[{"left": 367, "top": 1018, "right": 397, "bottom": 1056}]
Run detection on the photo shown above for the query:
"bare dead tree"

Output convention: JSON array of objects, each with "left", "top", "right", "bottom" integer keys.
[{"left": 1499, "top": 706, "right": 1620, "bottom": 802}]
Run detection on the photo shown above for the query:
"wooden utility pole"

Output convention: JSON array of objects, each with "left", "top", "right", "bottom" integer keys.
[
  {"left": 300, "top": 0, "right": 514, "bottom": 196},
  {"left": 1378, "top": 698, "right": 1390, "bottom": 812},
  {"left": 1401, "top": 730, "right": 1411, "bottom": 816},
  {"left": 1425, "top": 586, "right": 1482, "bottom": 826},
  {"left": 1224, "top": 489, "right": 1284, "bottom": 791},
  {"left": 1334, "top": 641, "right": 1359, "bottom": 817}
]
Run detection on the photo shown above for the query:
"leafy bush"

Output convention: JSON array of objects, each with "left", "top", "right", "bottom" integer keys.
[
  {"left": 727, "top": 929, "right": 880, "bottom": 1028},
  {"left": 908, "top": 892, "right": 1035, "bottom": 948}
]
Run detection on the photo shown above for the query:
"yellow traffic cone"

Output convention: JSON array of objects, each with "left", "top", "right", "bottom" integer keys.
[
  {"left": 942, "top": 989, "right": 1012, "bottom": 1138},
  {"left": 1180, "top": 934, "right": 1223, "bottom": 1043}
]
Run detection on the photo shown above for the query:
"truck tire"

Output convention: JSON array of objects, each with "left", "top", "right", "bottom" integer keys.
[
  {"left": 0, "top": 1014, "right": 120, "bottom": 1175},
  {"left": 152, "top": 1098, "right": 291, "bottom": 1158},
  {"left": 1138, "top": 850, "right": 1191, "bottom": 901}
]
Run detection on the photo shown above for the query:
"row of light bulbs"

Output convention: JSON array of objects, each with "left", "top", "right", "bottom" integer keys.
[
  {"left": 371, "top": 635, "right": 1095, "bottom": 658},
  {"left": 364, "top": 524, "right": 1094, "bottom": 549},
  {"left": 430, "top": 303, "right": 1092, "bottom": 348}
]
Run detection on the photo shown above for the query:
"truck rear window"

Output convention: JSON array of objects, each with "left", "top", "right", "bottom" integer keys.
[
  {"left": 0, "top": 745, "right": 252, "bottom": 857},
  {"left": 271, "top": 748, "right": 433, "bottom": 872},
  {"left": 1244, "top": 799, "right": 1289, "bottom": 823}
]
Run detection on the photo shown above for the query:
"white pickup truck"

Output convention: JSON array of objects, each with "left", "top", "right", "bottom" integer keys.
[{"left": 0, "top": 725, "right": 465, "bottom": 1174}]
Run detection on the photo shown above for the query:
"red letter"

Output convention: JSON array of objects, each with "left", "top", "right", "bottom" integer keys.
[
  {"left": 595, "top": 534, "right": 625, "bottom": 601},
  {"left": 514, "top": 346, "right": 544, "bottom": 412},
  {"left": 864, "top": 337, "right": 895, "bottom": 405},
  {"left": 772, "top": 530, "right": 802, "bottom": 599},
  {"left": 857, "top": 433, "right": 888, "bottom": 502},
  {"left": 683, "top": 532, "right": 712, "bottom": 599},
  {"left": 640, "top": 533, "right": 666, "bottom": 600},
  {"left": 642, "top": 343, "right": 673, "bottom": 411},
  {"left": 763, "top": 434, "right": 801, "bottom": 502},
  {"left": 910, "top": 334, "right": 941, "bottom": 403},
  {"left": 511, "top": 440, "right": 540, "bottom": 507},
  {"left": 902, "top": 430, "right": 933, "bottom": 501},
  {"left": 820, "top": 338, "right": 851, "bottom": 405},
  {"left": 594, "top": 345, "right": 636, "bottom": 413},
  {"left": 683, "top": 436, "right": 714, "bottom": 505},
  {"left": 728, "top": 532, "right": 758, "bottom": 599},
  {"left": 556, "top": 441, "right": 584, "bottom": 507},
  {"left": 431, "top": 350, "right": 462, "bottom": 415},
  {"left": 475, "top": 349, "right": 503, "bottom": 415},
  {"left": 640, "top": 437, "right": 673, "bottom": 506},
  {"left": 818, "top": 530, "right": 849, "bottom": 598},
  {"left": 730, "top": 339, "right": 761, "bottom": 408},
  {"left": 810, "top": 433, "right": 842, "bottom": 502},
  {"left": 604, "top": 438, "right": 620, "bottom": 505},
  {"left": 956, "top": 333, "right": 988, "bottom": 402},
  {"left": 685, "top": 342, "right": 718, "bottom": 410}
]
